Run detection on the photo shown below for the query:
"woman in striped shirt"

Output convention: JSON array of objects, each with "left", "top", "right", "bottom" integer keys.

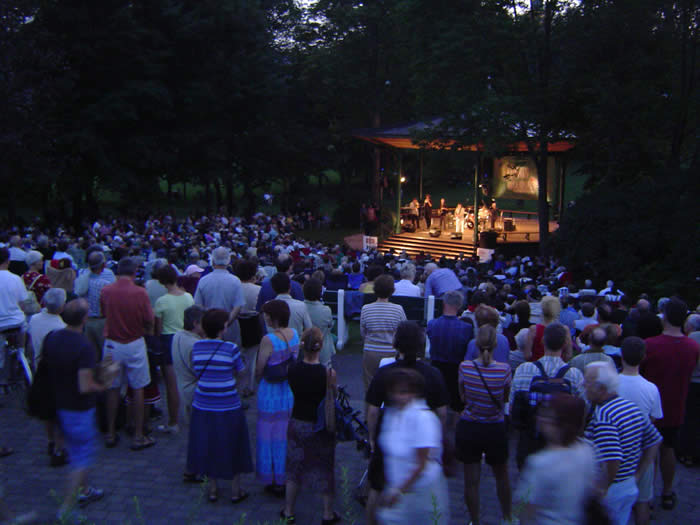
[
  {"left": 457, "top": 325, "right": 513, "bottom": 525},
  {"left": 185, "top": 309, "right": 253, "bottom": 503}
]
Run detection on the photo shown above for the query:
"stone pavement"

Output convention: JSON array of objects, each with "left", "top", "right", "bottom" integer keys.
[{"left": 1, "top": 351, "right": 698, "bottom": 524}]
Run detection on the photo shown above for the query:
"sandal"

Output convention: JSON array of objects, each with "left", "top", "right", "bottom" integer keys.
[
  {"left": 231, "top": 490, "right": 249, "bottom": 504},
  {"left": 321, "top": 511, "right": 341, "bottom": 525},
  {"left": 208, "top": 491, "right": 218, "bottom": 503},
  {"left": 280, "top": 510, "right": 296, "bottom": 523},
  {"left": 105, "top": 434, "right": 120, "bottom": 448},
  {"left": 0, "top": 446, "right": 13, "bottom": 458},
  {"left": 130, "top": 435, "right": 156, "bottom": 451},
  {"left": 661, "top": 491, "right": 677, "bottom": 510}
]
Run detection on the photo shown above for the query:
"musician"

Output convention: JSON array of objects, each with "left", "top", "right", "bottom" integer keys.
[
  {"left": 408, "top": 198, "right": 420, "bottom": 230},
  {"left": 423, "top": 195, "right": 433, "bottom": 229},
  {"left": 438, "top": 198, "right": 447, "bottom": 229},
  {"left": 490, "top": 201, "right": 498, "bottom": 229},
  {"left": 454, "top": 203, "right": 465, "bottom": 234}
]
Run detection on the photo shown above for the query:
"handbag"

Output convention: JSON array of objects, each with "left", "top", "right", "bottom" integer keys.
[
  {"left": 20, "top": 275, "right": 42, "bottom": 315},
  {"left": 263, "top": 331, "right": 294, "bottom": 383}
]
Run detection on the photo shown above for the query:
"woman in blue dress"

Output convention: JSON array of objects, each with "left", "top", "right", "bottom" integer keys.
[
  {"left": 256, "top": 300, "right": 299, "bottom": 496},
  {"left": 186, "top": 309, "right": 253, "bottom": 503}
]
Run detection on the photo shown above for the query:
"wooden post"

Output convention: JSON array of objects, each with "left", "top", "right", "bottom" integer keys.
[{"left": 473, "top": 164, "right": 479, "bottom": 247}]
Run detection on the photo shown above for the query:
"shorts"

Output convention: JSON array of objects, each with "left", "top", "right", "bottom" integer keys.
[
  {"left": 658, "top": 426, "right": 680, "bottom": 449},
  {"left": 158, "top": 334, "right": 174, "bottom": 366},
  {"left": 636, "top": 463, "right": 654, "bottom": 502},
  {"left": 456, "top": 419, "right": 508, "bottom": 465},
  {"left": 103, "top": 338, "right": 151, "bottom": 389},
  {"left": 57, "top": 408, "right": 98, "bottom": 471}
]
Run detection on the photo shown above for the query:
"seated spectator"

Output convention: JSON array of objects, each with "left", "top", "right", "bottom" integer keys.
[
  {"left": 524, "top": 295, "right": 561, "bottom": 362},
  {"left": 359, "top": 264, "right": 384, "bottom": 294},
  {"left": 393, "top": 263, "right": 421, "bottom": 298},
  {"left": 574, "top": 301, "right": 597, "bottom": 334},
  {"left": 324, "top": 268, "right": 348, "bottom": 291},
  {"left": 346, "top": 261, "right": 365, "bottom": 290}
]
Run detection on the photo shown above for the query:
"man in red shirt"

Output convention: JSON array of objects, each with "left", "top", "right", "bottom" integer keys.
[
  {"left": 641, "top": 297, "right": 700, "bottom": 510},
  {"left": 100, "top": 257, "right": 156, "bottom": 451}
]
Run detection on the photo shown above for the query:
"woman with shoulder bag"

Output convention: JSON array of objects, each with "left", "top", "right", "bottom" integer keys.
[
  {"left": 281, "top": 327, "right": 340, "bottom": 524},
  {"left": 457, "top": 325, "right": 514, "bottom": 525},
  {"left": 256, "top": 300, "right": 299, "bottom": 497}
]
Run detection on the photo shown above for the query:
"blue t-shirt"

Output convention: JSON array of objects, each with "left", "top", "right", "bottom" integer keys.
[
  {"left": 43, "top": 329, "right": 97, "bottom": 411},
  {"left": 427, "top": 315, "right": 474, "bottom": 364},
  {"left": 192, "top": 340, "right": 244, "bottom": 411}
]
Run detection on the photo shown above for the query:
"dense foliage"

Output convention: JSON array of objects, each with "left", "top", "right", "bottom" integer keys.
[{"left": 1, "top": 0, "right": 698, "bottom": 289}]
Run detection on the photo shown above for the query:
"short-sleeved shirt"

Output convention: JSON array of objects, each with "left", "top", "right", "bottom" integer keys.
[
  {"left": 427, "top": 315, "right": 473, "bottom": 364},
  {"left": 509, "top": 356, "right": 584, "bottom": 406},
  {"left": 154, "top": 292, "right": 194, "bottom": 335},
  {"left": 640, "top": 334, "right": 700, "bottom": 427},
  {"left": 465, "top": 333, "right": 511, "bottom": 364},
  {"left": 360, "top": 301, "right": 407, "bottom": 353},
  {"left": 459, "top": 360, "right": 511, "bottom": 422},
  {"left": 74, "top": 268, "right": 116, "bottom": 317},
  {"left": 617, "top": 374, "right": 663, "bottom": 420},
  {"left": 101, "top": 278, "right": 155, "bottom": 343},
  {"left": 585, "top": 396, "right": 662, "bottom": 482},
  {"left": 43, "top": 329, "right": 97, "bottom": 411},
  {"left": 366, "top": 360, "right": 449, "bottom": 410},
  {"left": 569, "top": 350, "right": 615, "bottom": 374},
  {"left": 288, "top": 361, "right": 326, "bottom": 422},
  {"left": 424, "top": 268, "right": 462, "bottom": 298},
  {"left": 194, "top": 269, "right": 245, "bottom": 312},
  {"left": 28, "top": 311, "right": 66, "bottom": 359},
  {"left": 191, "top": 339, "right": 244, "bottom": 411},
  {"left": 22, "top": 271, "right": 52, "bottom": 305},
  {"left": 0, "top": 269, "right": 28, "bottom": 330}
]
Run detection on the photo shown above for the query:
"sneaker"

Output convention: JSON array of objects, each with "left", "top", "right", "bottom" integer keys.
[
  {"left": 156, "top": 424, "right": 179, "bottom": 434},
  {"left": 50, "top": 449, "right": 69, "bottom": 467},
  {"left": 78, "top": 486, "right": 105, "bottom": 507}
]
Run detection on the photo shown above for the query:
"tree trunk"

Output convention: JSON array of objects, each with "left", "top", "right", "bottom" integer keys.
[{"left": 225, "top": 175, "right": 234, "bottom": 216}]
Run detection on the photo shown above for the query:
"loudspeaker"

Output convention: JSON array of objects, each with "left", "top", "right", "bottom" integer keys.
[
  {"left": 402, "top": 223, "right": 416, "bottom": 233},
  {"left": 429, "top": 228, "right": 442, "bottom": 237},
  {"left": 503, "top": 218, "right": 515, "bottom": 232},
  {"left": 450, "top": 232, "right": 462, "bottom": 240}
]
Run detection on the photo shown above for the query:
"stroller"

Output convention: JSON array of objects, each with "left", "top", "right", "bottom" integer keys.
[{"left": 335, "top": 386, "right": 372, "bottom": 506}]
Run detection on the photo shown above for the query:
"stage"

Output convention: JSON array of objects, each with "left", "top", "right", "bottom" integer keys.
[{"left": 378, "top": 214, "right": 558, "bottom": 258}]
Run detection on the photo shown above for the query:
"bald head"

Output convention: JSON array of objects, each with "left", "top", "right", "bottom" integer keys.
[
  {"left": 424, "top": 262, "right": 438, "bottom": 276},
  {"left": 685, "top": 313, "right": 700, "bottom": 335},
  {"left": 636, "top": 299, "right": 650, "bottom": 313},
  {"left": 10, "top": 236, "right": 21, "bottom": 247},
  {"left": 62, "top": 298, "right": 89, "bottom": 327},
  {"left": 590, "top": 327, "right": 607, "bottom": 348}
]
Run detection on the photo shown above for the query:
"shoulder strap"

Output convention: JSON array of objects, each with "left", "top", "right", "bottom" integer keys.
[
  {"left": 472, "top": 361, "right": 503, "bottom": 410},
  {"left": 28, "top": 274, "right": 42, "bottom": 291},
  {"left": 196, "top": 341, "right": 225, "bottom": 381},
  {"left": 555, "top": 365, "right": 571, "bottom": 379},
  {"left": 533, "top": 360, "right": 547, "bottom": 377}
]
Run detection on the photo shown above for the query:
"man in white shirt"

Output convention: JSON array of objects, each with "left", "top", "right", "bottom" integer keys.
[
  {"left": 617, "top": 337, "right": 663, "bottom": 525},
  {"left": 0, "top": 247, "right": 28, "bottom": 333},
  {"left": 28, "top": 288, "right": 67, "bottom": 363},
  {"left": 393, "top": 263, "right": 421, "bottom": 298},
  {"left": 270, "top": 272, "right": 311, "bottom": 336},
  {"left": 7, "top": 236, "right": 27, "bottom": 276}
]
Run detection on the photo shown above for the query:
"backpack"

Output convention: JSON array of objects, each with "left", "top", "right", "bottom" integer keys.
[{"left": 511, "top": 360, "right": 572, "bottom": 430}]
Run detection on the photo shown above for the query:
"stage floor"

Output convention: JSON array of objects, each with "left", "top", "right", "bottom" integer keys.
[{"left": 409, "top": 216, "right": 558, "bottom": 243}]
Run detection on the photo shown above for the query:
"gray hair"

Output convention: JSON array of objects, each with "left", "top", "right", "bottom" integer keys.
[
  {"left": 443, "top": 290, "right": 464, "bottom": 310},
  {"left": 657, "top": 297, "right": 669, "bottom": 314},
  {"left": 183, "top": 305, "right": 205, "bottom": 331},
  {"left": 25, "top": 250, "right": 43, "bottom": 267},
  {"left": 586, "top": 361, "right": 619, "bottom": 393},
  {"left": 424, "top": 262, "right": 438, "bottom": 275},
  {"left": 400, "top": 263, "right": 416, "bottom": 281},
  {"left": 515, "top": 328, "right": 530, "bottom": 351},
  {"left": 685, "top": 313, "right": 700, "bottom": 333},
  {"left": 43, "top": 288, "right": 67, "bottom": 314},
  {"left": 211, "top": 247, "right": 231, "bottom": 267}
]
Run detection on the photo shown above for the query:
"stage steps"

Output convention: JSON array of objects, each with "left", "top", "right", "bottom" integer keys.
[{"left": 379, "top": 232, "right": 477, "bottom": 259}]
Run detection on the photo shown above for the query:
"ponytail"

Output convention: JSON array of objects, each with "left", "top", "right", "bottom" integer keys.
[
  {"left": 476, "top": 325, "right": 498, "bottom": 366},
  {"left": 301, "top": 327, "right": 323, "bottom": 356}
]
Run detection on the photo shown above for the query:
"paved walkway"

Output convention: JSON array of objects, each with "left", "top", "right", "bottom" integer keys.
[{"left": 1, "top": 351, "right": 698, "bottom": 524}]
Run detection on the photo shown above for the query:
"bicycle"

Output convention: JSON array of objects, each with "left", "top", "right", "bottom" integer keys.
[{"left": 0, "top": 328, "right": 33, "bottom": 401}]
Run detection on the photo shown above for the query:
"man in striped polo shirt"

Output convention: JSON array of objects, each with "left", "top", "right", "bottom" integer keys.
[{"left": 584, "top": 361, "right": 662, "bottom": 525}]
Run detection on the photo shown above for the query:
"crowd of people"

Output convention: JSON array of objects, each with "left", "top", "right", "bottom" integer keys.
[{"left": 0, "top": 212, "right": 698, "bottom": 525}]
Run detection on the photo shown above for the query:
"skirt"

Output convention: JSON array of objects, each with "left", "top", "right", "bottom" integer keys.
[
  {"left": 256, "top": 379, "right": 294, "bottom": 484},
  {"left": 187, "top": 407, "right": 253, "bottom": 480},
  {"left": 286, "top": 418, "right": 336, "bottom": 493}
]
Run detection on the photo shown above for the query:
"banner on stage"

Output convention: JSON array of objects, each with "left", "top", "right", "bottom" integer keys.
[
  {"left": 362, "top": 236, "right": 378, "bottom": 251},
  {"left": 477, "top": 248, "right": 494, "bottom": 263}
]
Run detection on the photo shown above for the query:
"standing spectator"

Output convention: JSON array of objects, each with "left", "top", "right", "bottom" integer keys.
[
  {"left": 271, "top": 272, "right": 312, "bottom": 337},
  {"left": 364, "top": 321, "right": 449, "bottom": 525},
  {"left": 7, "top": 236, "right": 27, "bottom": 276},
  {"left": 515, "top": 394, "right": 597, "bottom": 525},
  {"left": 678, "top": 313, "right": 700, "bottom": 465},
  {"left": 509, "top": 322, "right": 583, "bottom": 467},
  {"left": 618, "top": 337, "right": 663, "bottom": 525},
  {"left": 186, "top": 309, "right": 252, "bottom": 503},
  {"left": 392, "top": 263, "right": 421, "bottom": 298},
  {"left": 524, "top": 295, "right": 562, "bottom": 361},
  {"left": 43, "top": 299, "right": 107, "bottom": 520},
  {"left": 457, "top": 325, "right": 513, "bottom": 525},
  {"left": 74, "top": 250, "right": 115, "bottom": 359},
  {"left": 568, "top": 327, "right": 615, "bottom": 373},
  {"left": 0, "top": 246, "right": 29, "bottom": 356},
  {"left": 359, "top": 264, "right": 383, "bottom": 294},
  {"left": 573, "top": 301, "right": 597, "bottom": 334},
  {"left": 360, "top": 275, "right": 407, "bottom": 390},
  {"left": 255, "top": 254, "right": 304, "bottom": 311},
  {"left": 377, "top": 368, "right": 449, "bottom": 525},
  {"left": 584, "top": 362, "right": 662, "bottom": 525},
  {"left": 171, "top": 305, "right": 204, "bottom": 427},
  {"left": 28, "top": 288, "right": 66, "bottom": 363},
  {"left": 282, "top": 328, "right": 339, "bottom": 524},
  {"left": 255, "top": 300, "right": 299, "bottom": 496},
  {"left": 640, "top": 297, "right": 700, "bottom": 510},
  {"left": 302, "top": 279, "right": 335, "bottom": 366},
  {"left": 177, "top": 264, "right": 204, "bottom": 296},
  {"left": 465, "top": 305, "right": 511, "bottom": 364},
  {"left": 101, "top": 257, "right": 156, "bottom": 450},
  {"left": 194, "top": 247, "right": 245, "bottom": 346},
  {"left": 427, "top": 290, "right": 473, "bottom": 415},
  {"left": 558, "top": 295, "right": 579, "bottom": 335},
  {"left": 22, "top": 250, "right": 51, "bottom": 306},
  {"left": 423, "top": 263, "right": 461, "bottom": 299},
  {"left": 235, "top": 259, "right": 262, "bottom": 397},
  {"left": 154, "top": 265, "right": 194, "bottom": 433}
]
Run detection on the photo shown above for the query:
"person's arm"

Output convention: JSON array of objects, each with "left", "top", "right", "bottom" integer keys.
[
  {"left": 255, "top": 336, "right": 272, "bottom": 380},
  {"left": 74, "top": 270, "right": 90, "bottom": 297},
  {"left": 384, "top": 448, "right": 431, "bottom": 507},
  {"left": 459, "top": 371, "right": 467, "bottom": 403},
  {"left": 78, "top": 368, "right": 107, "bottom": 393},
  {"left": 366, "top": 404, "right": 380, "bottom": 452},
  {"left": 227, "top": 306, "right": 241, "bottom": 327},
  {"left": 523, "top": 325, "right": 535, "bottom": 360},
  {"left": 601, "top": 460, "right": 620, "bottom": 490},
  {"left": 635, "top": 443, "right": 659, "bottom": 481},
  {"left": 154, "top": 316, "right": 163, "bottom": 338},
  {"left": 562, "top": 329, "right": 573, "bottom": 362}
]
